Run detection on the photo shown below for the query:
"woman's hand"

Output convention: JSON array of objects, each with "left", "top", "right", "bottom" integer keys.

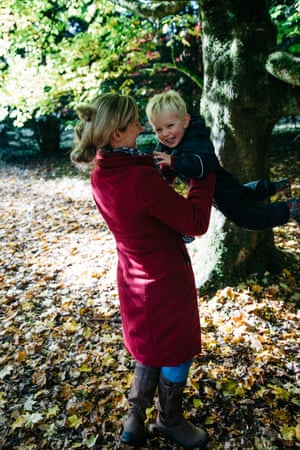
[{"left": 153, "top": 151, "right": 172, "bottom": 167}]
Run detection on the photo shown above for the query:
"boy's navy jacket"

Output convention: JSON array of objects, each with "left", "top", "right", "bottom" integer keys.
[
  {"left": 155, "top": 116, "right": 290, "bottom": 229},
  {"left": 156, "top": 115, "right": 220, "bottom": 180}
]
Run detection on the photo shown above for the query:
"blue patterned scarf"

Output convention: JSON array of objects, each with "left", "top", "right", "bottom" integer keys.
[{"left": 107, "top": 147, "right": 145, "bottom": 156}]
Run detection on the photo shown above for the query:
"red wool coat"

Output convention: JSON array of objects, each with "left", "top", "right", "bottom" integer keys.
[{"left": 91, "top": 152, "right": 215, "bottom": 367}]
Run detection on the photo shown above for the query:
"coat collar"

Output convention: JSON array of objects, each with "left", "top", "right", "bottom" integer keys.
[{"left": 95, "top": 150, "right": 154, "bottom": 169}]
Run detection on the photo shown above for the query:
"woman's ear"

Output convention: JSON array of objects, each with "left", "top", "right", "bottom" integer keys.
[{"left": 111, "top": 129, "right": 121, "bottom": 145}]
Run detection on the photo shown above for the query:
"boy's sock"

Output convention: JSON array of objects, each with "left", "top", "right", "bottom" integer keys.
[
  {"left": 274, "top": 179, "right": 291, "bottom": 196},
  {"left": 287, "top": 198, "right": 300, "bottom": 226}
]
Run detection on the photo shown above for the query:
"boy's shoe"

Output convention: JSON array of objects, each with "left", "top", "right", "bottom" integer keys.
[
  {"left": 274, "top": 179, "right": 291, "bottom": 197},
  {"left": 287, "top": 198, "right": 300, "bottom": 226}
]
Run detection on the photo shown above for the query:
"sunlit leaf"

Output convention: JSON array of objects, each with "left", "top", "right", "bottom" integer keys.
[
  {"left": 11, "top": 416, "right": 26, "bottom": 431},
  {"left": 193, "top": 398, "right": 204, "bottom": 408},
  {"left": 79, "top": 364, "right": 92, "bottom": 372},
  {"left": 24, "top": 412, "right": 43, "bottom": 427},
  {"left": 24, "top": 396, "right": 36, "bottom": 411},
  {"left": 68, "top": 414, "right": 83, "bottom": 429},
  {"left": 252, "top": 284, "right": 263, "bottom": 293},
  {"left": 46, "top": 405, "right": 60, "bottom": 419},
  {"left": 63, "top": 320, "right": 82, "bottom": 332},
  {"left": 280, "top": 424, "right": 295, "bottom": 441},
  {"left": 268, "top": 384, "right": 290, "bottom": 401},
  {"left": 86, "top": 434, "right": 99, "bottom": 448}
]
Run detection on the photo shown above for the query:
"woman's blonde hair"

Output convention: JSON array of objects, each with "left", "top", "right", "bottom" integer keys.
[
  {"left": 71, "top": 93, "right": 138, "bottom": 164},
  {"left": 146, "top": 90, "right": 187, "bottom": 125}
]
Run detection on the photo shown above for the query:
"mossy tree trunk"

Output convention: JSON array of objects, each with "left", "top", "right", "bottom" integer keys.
[{"left": 188, "top": 0, "right": 300, "bottom": 285}]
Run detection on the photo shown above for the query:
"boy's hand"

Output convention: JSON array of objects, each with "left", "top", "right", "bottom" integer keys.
[{"left": 153, "top": 151, "right": 172, "bottom": 167}]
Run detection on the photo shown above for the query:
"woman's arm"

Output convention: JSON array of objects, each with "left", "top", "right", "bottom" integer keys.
[{"left": 138, "top": 167, "right": 216, "bottom": 237}]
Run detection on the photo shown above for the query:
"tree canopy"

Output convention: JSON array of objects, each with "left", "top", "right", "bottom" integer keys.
[
  {"left": 0, "top": 0, "right": 202, "bottom": 125},
  {"left": 1, "top": 0, "right": 298, "bottom": 126}
]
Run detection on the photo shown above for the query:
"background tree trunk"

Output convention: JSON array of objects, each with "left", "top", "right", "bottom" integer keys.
[
  {"left": 188, "top": 0, "right": 300, "bottom": 286},
  {"left": 33, "top": 115, "right": 61, "bottom": 155}
]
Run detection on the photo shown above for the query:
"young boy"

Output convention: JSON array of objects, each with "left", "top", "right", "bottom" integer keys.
[{"left": 146, "top": 90, "right": 300, "bottom": 230}]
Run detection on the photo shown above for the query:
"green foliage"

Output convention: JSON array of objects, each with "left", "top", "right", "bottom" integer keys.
[
  {"left": 0, "top": 0, "right": 201, "bottom": 126},
  {"left": 0, "top": 0, "right": 298, "bottom": 126},
  {"left": 269, "top": 0, "right": 300, "bottom": 54}
]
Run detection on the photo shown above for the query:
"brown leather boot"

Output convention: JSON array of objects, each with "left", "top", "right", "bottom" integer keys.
[
  {"left": 121, "top": 363, "right": 160, "bottom": 446},
  {"left": 155, "top": 373, "right": 208, "bottom": 449}
]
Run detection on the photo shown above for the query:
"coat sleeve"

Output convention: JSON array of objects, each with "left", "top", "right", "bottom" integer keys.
[
  {"left": 137, "top": 167, "right": 216, "bottom": 236},
  {"left": 173, "top": 151, "right": 220, "bottom": 179}
]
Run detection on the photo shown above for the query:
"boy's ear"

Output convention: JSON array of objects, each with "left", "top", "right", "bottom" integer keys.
[{"left": 183, "top": 113, "right": 191, "bottom": 128}]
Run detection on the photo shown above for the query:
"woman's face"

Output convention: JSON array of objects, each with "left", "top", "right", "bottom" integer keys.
[
  {"left": 119, "top": 117, "right": 144, "bottom": 148},
  {"left": 150, "top": 112, "right": 190, "bottom": 148}
]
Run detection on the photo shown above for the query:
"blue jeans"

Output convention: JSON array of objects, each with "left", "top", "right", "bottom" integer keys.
[{"left": 161, "top": 359, "right": 193, "bottom": 383}]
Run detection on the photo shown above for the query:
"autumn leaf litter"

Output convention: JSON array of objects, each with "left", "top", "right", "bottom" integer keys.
[{"left": 0, "top": 160, "right": 299, "bottom": 450}]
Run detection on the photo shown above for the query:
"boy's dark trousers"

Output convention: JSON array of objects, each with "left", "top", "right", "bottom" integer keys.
[{"left": 214, "top": 167, "right": 290, "bottom": 230}]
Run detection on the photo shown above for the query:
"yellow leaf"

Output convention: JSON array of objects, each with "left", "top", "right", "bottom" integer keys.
[
  {"left": 268, "top": 384, "right": 290, "bottom": 401},
  {"left": 46, "top": 406, "right": 60, "bottom": 419},
  {"left": 63, "top": 320, "right": 81, "bottom": 332},
  {"left": 11, "top": 416, "right": 26, "bottom": 431},
  {"left": 83, "top": 327, "right": 92, "bottom": 339},
  {"left": 17, "top": 351, "right": 27, "bottom": 363},
  {"left": 295, "top": 423, "right": 300, "bottom": 440},
  {"left": 217, "top": 379, "right": 245, "bottom": 398},
  {"left": 68, "top": 414, "right": 83, "bottom": 429},
  {"left": 0, "top": 392, "right": 7, "bottom": 407},
  {"left": 205, "top": 412, "right": 219, "bottom": 425},
  {"left": 280, "top": 424, "right": 295, "bottom": 441},
  {"left": 205, "top": 416, "right": 215, "bottom": 425},
  {"left": 253, "top": 386, "right": 266, "bottom": 398},
  {"left": 79, "top": 364, "right": 92, "bottom": 372},
  {"left": 272, "top": 408, "right": 291, "bottom": 422},
  {"left": 248, "top": 335, "right": 264, "bottom": 351},
  {"left": 85, "top": 434, "right": 98, "bottom": 448},
  {"left": 61, "top": 299, "right": 73, "bottom": 311},
  {"left": 222, "top": 286, "right": 235, "bottom": 299},
  {"left": 193, "top": 398, "right": 204, "bottom": 409},
  {"left": 252, "top": 284, "right": 263, "bottom": 293},
  {"left": 283, "top": 268, "right": 291, "bottom": 277},
  {"left": 91, "top": 272, "right": 101, "bottom": 279}
]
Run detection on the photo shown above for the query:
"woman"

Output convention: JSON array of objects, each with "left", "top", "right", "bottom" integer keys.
[{"left": 71, "top": 93, "right": 215, "bottom": 448}]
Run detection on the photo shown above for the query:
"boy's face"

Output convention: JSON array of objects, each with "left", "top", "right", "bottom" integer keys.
[{"left": 150, "top": 112, "right": 190, "bottom": 148}]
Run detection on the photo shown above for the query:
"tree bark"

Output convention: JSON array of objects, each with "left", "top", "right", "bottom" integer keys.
[{"left": 188, "top": 0, "right": 300, "bottom": 285}]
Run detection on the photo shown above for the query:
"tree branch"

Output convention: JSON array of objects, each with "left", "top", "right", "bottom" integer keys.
[
  {"left": 153, "top": 62, "right": 203, "bottom": 89},
  {"left": 110, "top": 0, "right": 190, "bottom": 19},
  {"left": 266, "top": 51, "right": 300, "bottom": 87}
]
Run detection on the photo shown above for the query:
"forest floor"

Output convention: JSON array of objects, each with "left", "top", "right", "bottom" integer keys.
[{"left": 0, "top": 129, "right": 299, "bottom": 449}]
